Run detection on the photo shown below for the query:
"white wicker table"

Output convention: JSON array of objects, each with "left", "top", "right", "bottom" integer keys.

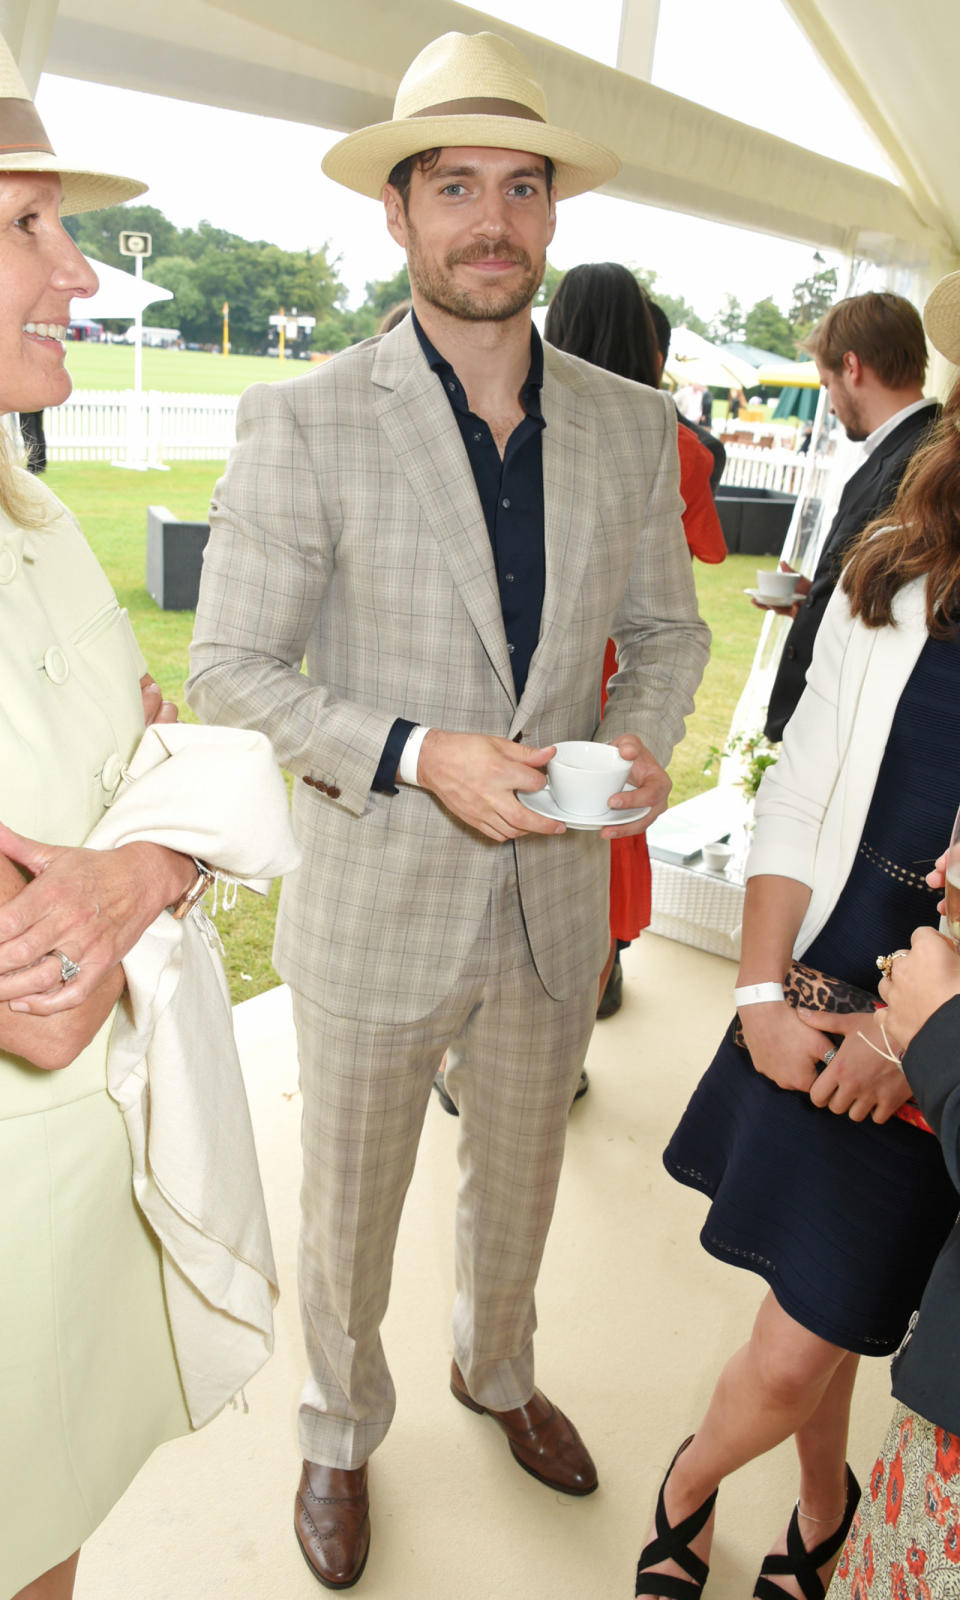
[{"left": 647, "top": 788, "right": 750, "bottom": 960}]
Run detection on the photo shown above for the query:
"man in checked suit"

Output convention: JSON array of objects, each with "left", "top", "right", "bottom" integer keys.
[
  {"left": 763, "top": 291, "right": 938, "bottom": 741},
  {"left": 187, "top": 30, "right": 709, "bottom": 1589}
]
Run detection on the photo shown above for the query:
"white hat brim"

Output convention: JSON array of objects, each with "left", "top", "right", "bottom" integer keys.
[
  {"left": 924, "top": 270, "right": 960, "bottom": 367},
  {"left": 0, "top": 151, "right": 146, "bottom": 215},
  {"left": 322, "top": 114, "right": 620, "bottom": 200}
]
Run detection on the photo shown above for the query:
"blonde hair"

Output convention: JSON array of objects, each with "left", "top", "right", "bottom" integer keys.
[{"left": 0, "top": 423, "right": 49, "bottom": 528}]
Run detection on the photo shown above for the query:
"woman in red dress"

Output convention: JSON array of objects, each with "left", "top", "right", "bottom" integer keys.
[{"left": 545, "top": 263, "right": 726, "bottom": 1016}]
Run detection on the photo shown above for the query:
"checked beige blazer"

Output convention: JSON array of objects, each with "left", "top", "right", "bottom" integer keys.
[{"left": 187, "top": 316, "right": 710, "bottom": 1023}]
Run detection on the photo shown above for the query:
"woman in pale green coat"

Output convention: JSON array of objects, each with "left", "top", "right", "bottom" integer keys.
[{"left": 0, "top": 44, "right": 218, "bottom": 1600}]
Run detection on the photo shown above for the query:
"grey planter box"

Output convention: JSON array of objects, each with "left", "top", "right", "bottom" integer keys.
[
  {"left": 715, "top": 486, "right": 796, "bottom": 556},
  {"left": 146, "top": 505, "right": 210, "bottom": 610}
]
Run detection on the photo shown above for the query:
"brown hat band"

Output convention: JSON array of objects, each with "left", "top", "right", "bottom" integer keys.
[
  {"left": 411, "top": 96, "right": 546, "bottom": 123},
  {"left": 0, "top": 97, "right": 55, "bottom": 156}
]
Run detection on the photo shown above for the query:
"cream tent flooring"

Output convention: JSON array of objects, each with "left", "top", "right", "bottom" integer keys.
[{"left": 75, "top": 934, "right": 892, "bottom": 1600}]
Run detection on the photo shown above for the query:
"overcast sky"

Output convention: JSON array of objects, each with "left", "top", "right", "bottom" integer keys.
[{"left": 35, "top": 0, "right": 894, "bottom": 321}]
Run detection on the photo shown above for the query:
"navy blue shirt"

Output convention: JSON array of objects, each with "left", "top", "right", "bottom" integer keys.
[{"left": 372, "top": 311, "right": 547, "bottom": 793}]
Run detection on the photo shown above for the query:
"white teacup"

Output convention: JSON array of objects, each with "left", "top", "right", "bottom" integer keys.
[
  {"left": 756, "top": 568, "right": 799, "bottom": 602},
  {"left": 547, "top": 740, "right": 632, "bottom": 817},
  {"left": 702, "top": 840, "right": 733, "bottom": 872}
]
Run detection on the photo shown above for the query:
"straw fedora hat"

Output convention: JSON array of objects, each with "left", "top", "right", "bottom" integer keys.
[
  {"left": 924, "top": 270, "right": 960, "bottom": 367},
  {"left": 322, "top": 31, "right": 620, "bottom": 201},
  {"left": 0, "top": 31, "right": 145, "bottom": 214}
]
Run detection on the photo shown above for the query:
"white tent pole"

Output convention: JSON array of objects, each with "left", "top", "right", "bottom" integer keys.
[
  {"left": 616, "top": 0, "right": 660, "bottom": 80},
  {"left": 0, "top": 0, "right": 58, "bottom": 94}
]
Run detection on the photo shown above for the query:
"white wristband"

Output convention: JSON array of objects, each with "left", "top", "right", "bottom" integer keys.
[
  {"left": 398, "top": 725, "right": 432, "bottom": 787},
  {"left": 733, "top": 981, "right": 785, "bottom": 1007}
]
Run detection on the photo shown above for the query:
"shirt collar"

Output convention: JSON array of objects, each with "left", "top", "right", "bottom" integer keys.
[
  {"left": 861, "top": 397, "right": 937, "bottom": 460},
  {"left": 411, "top": 308, "right": 544, "bottom": 415}
]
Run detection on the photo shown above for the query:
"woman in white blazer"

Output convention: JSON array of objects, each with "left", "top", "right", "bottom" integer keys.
[{"left": 636, "top": 276, "right": 960, "bottom": 1600}]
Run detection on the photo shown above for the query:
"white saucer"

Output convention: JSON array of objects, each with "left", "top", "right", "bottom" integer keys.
[
  {"left": 744, "top": 587, "right": 799, "bottom": 609},
  {"left": 517, "top": 783, "right": 649, "bottom": 830}
]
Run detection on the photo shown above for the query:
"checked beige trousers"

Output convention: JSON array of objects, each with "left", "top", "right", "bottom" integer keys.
[{"left": 293, "top": 849, "right": 599, "bottom": 1470}]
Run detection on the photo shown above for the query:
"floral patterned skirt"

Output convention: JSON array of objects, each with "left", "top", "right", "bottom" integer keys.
[{"left": 828, "top": 1404, "right": 960, "bottom": 1599}]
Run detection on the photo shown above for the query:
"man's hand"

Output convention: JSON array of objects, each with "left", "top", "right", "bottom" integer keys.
[
  {"left": 800, "top": 1009, "right": 913, "bottom": 1123},
  {"left": 878, "top": 926, "right": 960, "bottom": 1051},
  {"left": 140, "top": 673, "right": 179, "bottom": 726},
  {"left": 0, "top": 824, "right": 196, "bottom": 1013},
  {"left": 416, "top": 731, "right": 563, "bottom": 843},
  {"left": 600, "top": 735, "right": 670, "bottom": 838}
]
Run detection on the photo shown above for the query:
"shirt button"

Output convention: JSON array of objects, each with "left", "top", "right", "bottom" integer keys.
[
  {"left": 504, "top": 572, "right": 515, "bottom": 582},
  {"left": 101, "top": 753, "right": 124, "bottom": 793},
  {"left": 507, "top": 642, "right": 516, "bottom": 655},
  {"left": 474, "top": 432, "right": 483, "bottom": 441},
  {"left": 43, "top": 646, "right": 69, "bottom": 684},
  {"left": 0, "top": 548, "right": 16, "bottom": 584},
  {"left": 447, "top": 381, "right": 456, "bottom": 392},
  {"left": 502, "top": 497, "right": 511, "bottom": 508}
]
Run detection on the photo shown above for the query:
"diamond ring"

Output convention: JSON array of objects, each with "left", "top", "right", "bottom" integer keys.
[
  {"left": 55, "top": 949, "right": 81, "bottom": 984},
  {"left": 876, "top": 950, "right": 908, "bottom": 980}
]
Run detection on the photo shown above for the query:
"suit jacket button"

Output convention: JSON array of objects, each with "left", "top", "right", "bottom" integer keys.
[
  {"left": 317, "top": 780, "right": 328, "bottom": 793},
  {"left": 302, "top": 775, "right": 316, "bottom": 786},
  {"left": 327, "top": 785, "right": 341, "bottom": 799}
]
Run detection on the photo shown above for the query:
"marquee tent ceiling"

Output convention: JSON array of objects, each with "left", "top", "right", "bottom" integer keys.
[{"left": 13, "top": 0, "right": 960, "bottom": 276}]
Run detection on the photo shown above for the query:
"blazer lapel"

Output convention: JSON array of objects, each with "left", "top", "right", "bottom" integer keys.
[
  {"left": 512, "top": 354, "right": 599, "bottom": 733},
  {"left": 372, "top": 325, "right": 516, "bottom": 706}
]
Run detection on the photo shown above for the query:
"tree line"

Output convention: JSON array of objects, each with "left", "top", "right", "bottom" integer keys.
[{"left": 65, "top": 204, "right": 836, "bottom": 361}]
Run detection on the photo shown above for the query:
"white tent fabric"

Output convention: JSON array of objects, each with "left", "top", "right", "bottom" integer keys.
[
  {"left": 203, "top": 0, "right": 942, "bottom": 269},
  {"left": 81, "top": 255, "right": 174, "bottom": 320},
  {"left": 29, "top": 0, "right": 957, "bottom": 287},
  {"left": 664, "top": 328, "right": 756, "bottom": 392}
]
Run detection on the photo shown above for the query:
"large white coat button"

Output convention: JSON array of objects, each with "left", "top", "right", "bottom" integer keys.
[
  {"left": 101, "top": 753, "right": 124, "bottom": 793},
  {"left": 43, "top": 646, "right": 70, "bottom": 684},
  {"left": 0, "top": 548, "right": 16, "bottom": 585}
]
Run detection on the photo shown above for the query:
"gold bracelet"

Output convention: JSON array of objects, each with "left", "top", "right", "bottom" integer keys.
[{"left": 170, "top": 859, "right": 215, "bottom": 921}]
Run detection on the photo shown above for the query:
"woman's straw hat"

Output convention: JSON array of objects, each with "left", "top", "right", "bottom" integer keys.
[
  {"left": 923, "top": 270, "right": 960, "bottom": 367},
  {"left": 322, "top": 31, "right": 619, "bottom": 201},
  {"left": 0, "top": 31, "right": 145, "bottom": 214}
]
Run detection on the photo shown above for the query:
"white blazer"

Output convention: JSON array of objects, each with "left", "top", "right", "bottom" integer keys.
[
  {"left": 748, "top": 577, "right": 929, "bottom": 957},
  {"left": 88, "top": 723, "right": 300, "bottom": 1426}
]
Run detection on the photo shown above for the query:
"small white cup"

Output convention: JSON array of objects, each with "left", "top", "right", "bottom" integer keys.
[
  {"left": 756, "top": 569, "right": 799, "bottom": 602},
  {"left": 702, "top": 840, "right": 733, "bottom": 872},
  {"left": 547, "top": 740, "right": 632, "bottom": 817}
]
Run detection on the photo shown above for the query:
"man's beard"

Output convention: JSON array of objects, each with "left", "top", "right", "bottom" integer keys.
[
  {"left": 407, "top": 230, "right": 543, "bottom": 323},
  {"left": 836, "top": 394, "right": 869, "bottom": 442}
]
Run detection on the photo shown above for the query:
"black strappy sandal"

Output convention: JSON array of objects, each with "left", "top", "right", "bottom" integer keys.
[
  {"left": 636, "top": 1436, "right": 719, "bottom": 1600},
  {"left": 753, "top": 1464, "right": 860, "bottom": 1600}
]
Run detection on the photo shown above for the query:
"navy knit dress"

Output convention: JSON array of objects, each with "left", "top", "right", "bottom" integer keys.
[{"left": 664, "top": 636, "right": 960, "bottom": 1355}]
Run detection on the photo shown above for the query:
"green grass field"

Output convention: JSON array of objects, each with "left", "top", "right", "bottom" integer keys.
[
  {"left": 64, "top": 341, "right": 316, "bottom": 394},
  {"left": 42, "top": 458, "right": 763, "bottom": 999}
]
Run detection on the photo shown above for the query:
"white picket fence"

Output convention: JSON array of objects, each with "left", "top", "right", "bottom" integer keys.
[
  {"left": 43, "top": 390, "right": 239, "bottom": 465},
  {"left": 39, "top": 391, "right": 812, "bottom": 493},
  {"left": 720, "top": 444, "right": 808, "bottom": 494}
]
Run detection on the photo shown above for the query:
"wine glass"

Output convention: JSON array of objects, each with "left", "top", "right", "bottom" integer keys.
[{"left": 943, "top": 802, "right": 960, "bottom": 947}]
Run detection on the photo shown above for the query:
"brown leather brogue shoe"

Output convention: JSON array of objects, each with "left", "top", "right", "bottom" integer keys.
[
  {"left": 294, "top": 1462, "right": 370, "bottom": 1589},
  {"left": 450, "top": 1360, "right": 598, "bottom": 1495}
]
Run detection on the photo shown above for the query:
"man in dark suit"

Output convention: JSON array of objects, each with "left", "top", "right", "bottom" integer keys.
[{"left": 764, "top": 292, "right": 938, "bottom": 741}]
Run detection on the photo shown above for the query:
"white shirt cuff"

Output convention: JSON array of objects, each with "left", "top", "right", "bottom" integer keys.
[{"left": 398, "top": 725, "right": 432, "bottom": 787}]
